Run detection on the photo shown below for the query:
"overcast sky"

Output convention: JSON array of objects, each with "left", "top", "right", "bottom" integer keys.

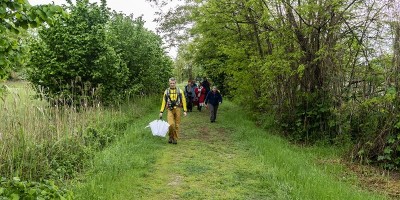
[
  {"left": 29, "top": 0, "right": 178, "bottom": 58},
  {"left": 29, "top": 0, "right": 160, "bottom": 31}
]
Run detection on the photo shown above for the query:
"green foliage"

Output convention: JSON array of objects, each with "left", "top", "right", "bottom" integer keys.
[
  {"left": 279, "top": 91, "right": 333, "bottom": 144},
  {"left": 163, "top": 0, "right": 400, "bottom": 170},
  {"left": 0, "top": 106, "right": 135, "bottom": 182},
  {"left": 4, "top": 29, "right": 32, "bottom": 81},
  {"left": 27, "top": 1, "right": 172, "bottom": 105},
  {"left": 191, "top": 37, "right": 230, "bottom": 96},
  {"left": 28, "top": 0, "right": 128, "bottom": 105},
  {"left": 72, "top": 100, "right": 388, "bottom": 199},
  {"left": 344, "top": 90, "right": 400, "bottom": 170},
  {"left": 0, "top": 177, "right": 73, "bottom": 199},
  {"left": 0, "top": 0, "right": 65, "bottom": 80},
  {"left": 1, "top": 81, "right": 161, "bottom": 199},
  {"left": 107, "top": 12, "right": 173, "bottom": 95}
]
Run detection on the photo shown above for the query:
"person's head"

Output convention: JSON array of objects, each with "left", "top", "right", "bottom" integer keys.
[
  {"left": 212, "top": 86, "right": 218, "bottom": 92},
  {"left": 188, "top": 80, "right": 192, "bottom": 85},
  {"left": 169, "top": 77, "right": 176, "bottom": 89}
]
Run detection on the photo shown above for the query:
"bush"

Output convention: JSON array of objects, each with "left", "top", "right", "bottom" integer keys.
[
  {"left": 0, "top": 177, "right": 73, "bottom": 199},
  {"left": 343, "top": 92, "right": 400, "bottom": 170},
  {"left": 28, "top": 1, "right": 128, "bottom": 106},
  {"left": 27, "top": 1, "right": 173, "bottom": 106}
]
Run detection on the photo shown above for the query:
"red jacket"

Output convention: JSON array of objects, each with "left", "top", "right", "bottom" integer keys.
[{"left": 195, "top": 86, "right": 207, "bottom": 103}]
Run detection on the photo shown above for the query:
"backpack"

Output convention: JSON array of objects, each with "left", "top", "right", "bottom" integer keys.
[{"left": 165, "top": 88, "right": 182, "bottom": 109}]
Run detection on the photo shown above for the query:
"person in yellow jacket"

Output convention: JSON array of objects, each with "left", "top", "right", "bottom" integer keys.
[{"left": 159, "top": 77, "right": 187, "bottom": 144}]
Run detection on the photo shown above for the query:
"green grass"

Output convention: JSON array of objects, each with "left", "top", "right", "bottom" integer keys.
[
  {"left": 70, "top": 106, "right": 165, "bottom": 199},
  {"left": 0, "top": 81, "right": 159, "bottom": 182},
  {"left": 222, "top": 101, "right": 387, "bottom": 199},
  {"left": 71, "top": 100, "right": 390, "bottom": 199}
]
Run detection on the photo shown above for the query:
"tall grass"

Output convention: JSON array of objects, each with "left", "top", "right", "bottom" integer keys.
[
  {"left": 220, "top": 101, "right": 388, "bottom": 199},
  {"left": 0, "top": 81, "right": 157, "bottom": 182}
]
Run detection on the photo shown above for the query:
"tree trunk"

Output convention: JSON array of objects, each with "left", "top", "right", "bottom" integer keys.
[{"left": 394, "top": 22, "right": 400, "bottom": 106}]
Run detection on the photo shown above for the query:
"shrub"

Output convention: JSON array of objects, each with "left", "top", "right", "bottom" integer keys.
[
  {"left": 0, "top": 177, "right": 73, "bottom": 199},
  {"left": 344, "top": 91, "right": 400, "bottom": 170},
  {"left": 28, "top": 0, "right": 128, "bottom": 106}
]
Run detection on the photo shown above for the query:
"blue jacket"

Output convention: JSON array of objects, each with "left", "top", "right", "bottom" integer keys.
[{"left": 205, "top": 91, "right": 222, "bottom": 106}]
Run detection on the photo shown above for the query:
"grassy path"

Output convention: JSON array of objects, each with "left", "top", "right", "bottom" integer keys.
[
  {"left": 138, "top": 110, "right": 272, "bottom": 199},
  {"left": 71, "top": 101, "right": 389, "bottom": 199}
]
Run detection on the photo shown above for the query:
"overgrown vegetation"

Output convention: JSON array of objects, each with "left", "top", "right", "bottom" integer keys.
[
  {"left": 0, "top": 0, "right": 65, "bottom": 80},
  {"left": 0, "top": 81, "right": 159, "bottom": 198},
  {"left": 1, "top": 0, "right": 174, "bottom": 198},
  {"left": 71, "top": 100, "right": 391, "bottom": 199},
  {"left": 155, "top": 0, "right": 400, "bottom": 170},
  {"left": 27, "top": 0, "right": 172, "bottom": 105},
  {"left": 2, "top": 0, "right": 399, "bottom": 198},
  {"left": 0, "top": 177, "right": 73, "bottom": 199}
]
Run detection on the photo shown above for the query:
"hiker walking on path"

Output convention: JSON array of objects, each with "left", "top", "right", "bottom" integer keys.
[
  {"left": 202, "top": 77, "right": 211, "bottom": 94},
  {"left": 195, "top": 82, "right": 207, "bottom": 111},
  {"left": 205, "top": 86, "right": 222, "bottom": 123},
  {"left": 184, "top": 80, "right": 195, "bottom": 112},
  {"left": 192, "top": 81, "right": 199, "bottom": 107},
  {"left": 159, "top": 77, "right": 187, "bottom": 144}
]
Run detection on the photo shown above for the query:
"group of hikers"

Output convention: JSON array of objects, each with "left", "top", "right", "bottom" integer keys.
[
  {"left": 159, "top": 77, "right": 222, "bottom": 144},
  {"left": 184, "top": 78, "right": 210, "bottom": 112}
]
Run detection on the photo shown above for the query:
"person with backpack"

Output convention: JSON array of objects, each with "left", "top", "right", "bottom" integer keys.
[
  {"left": 159, "top": 77, "right": 187, "bottom": 144},
  {"left": 205, "top": 86, "right": 223, "bottom": 123}
]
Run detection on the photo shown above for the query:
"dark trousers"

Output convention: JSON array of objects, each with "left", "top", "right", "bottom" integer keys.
[
  {"left": 208, "top": 104, "right": 219, "bottom": 122},
  {"left": 187, "top": 97, "right": 193, "bottom": 111}
]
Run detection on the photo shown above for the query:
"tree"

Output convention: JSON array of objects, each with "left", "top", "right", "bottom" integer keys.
[
  {"left": 0, "top": 0, "right": 64, "bottom": 80},
  {"left": 151, "top": 0, "right": 400, "bottom": 169},
  {"left": 28, "top": 0, "right": 128, "bottom": 105},
  {"left": 107, "top": 13, "right": 173, "bottom": 95},
  {"left": 28, "top": 0, "right": 174, "bottom": 105}
]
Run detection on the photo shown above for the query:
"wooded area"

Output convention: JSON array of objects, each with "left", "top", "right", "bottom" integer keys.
[
  {"left": 0, "top": 0, "right": 399, "bottom": 198},
  {"left": 1, "top": 0, "right": 173, "bottom": 198},
  {"left": 155, "top": 0, "right": 400, "bottom": 170},
  {"left": 1, "top": 0, "right": 173, "bottom": 105}
]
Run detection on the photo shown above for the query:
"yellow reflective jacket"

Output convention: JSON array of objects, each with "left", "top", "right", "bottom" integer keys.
[{"left": 160, "top": 88, "right": 187, "bottom": 112}]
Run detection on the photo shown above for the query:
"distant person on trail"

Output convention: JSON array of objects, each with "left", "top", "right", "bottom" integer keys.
[
  {"left": 202, "top": 77, "right": 211, "bottom": 94},
  {"left": 192, "top": 81, "right": 198, "bottom": 107},
  {"left": 159, "top": 77, "right": 187, "bottom": 144},
  {"left": 192, "top": 80, "right": 198, "bottom": 88},
  {"left": 205, "top": 86, "right": 222, "bottom": 123},
  {"left": 195, "top": 82, "right": 207, "bottom": 111},
  {"left": 184, "top": 80, "right": 195, "bottom": 112}
]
